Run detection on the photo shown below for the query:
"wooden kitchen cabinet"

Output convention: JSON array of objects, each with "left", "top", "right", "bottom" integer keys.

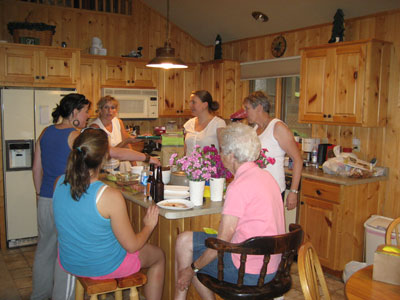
[
  {"left": 79, "top": 56, "right": 101, "bottom": 116},
  {"left": 0, "top": 43, "right": 80, "bottom": 87},
  {"left": 299, "top": 177, "right": 386, "bottom": 272},
  {"left": 299, "top": 39, "right": 391, "bottom": 127},
  {"left": 200, "top": 59, "right": 246, "bottom": 119},
  {"left": 159, "top": 64, "right": 200, "bottom": 116},
  {"left": 100, "top": 57, "right": 156, "bottom": 88}
]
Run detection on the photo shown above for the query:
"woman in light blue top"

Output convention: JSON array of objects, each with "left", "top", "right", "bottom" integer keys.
[{"left": 53, "top": 128, "right": 164, "bottom": 300}]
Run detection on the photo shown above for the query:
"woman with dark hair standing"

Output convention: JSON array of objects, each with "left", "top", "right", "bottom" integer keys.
[
  {"left": 31, "top": 93, "right": 160, "bottom": 300},
  {"left": 53, "top": 128, "right": 164, "bottom": 300},
  {"left": 183, "top": 90, "right": 226, "bottom": 154}
]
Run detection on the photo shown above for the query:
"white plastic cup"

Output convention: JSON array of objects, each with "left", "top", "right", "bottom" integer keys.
[
  {"left": 210, "top": 178, "right": 225, "bottom": 202},
  {"left": 162, "top": 170, "right": 171, "bottom": 185},
  {"left": 189, "top": 181, "right": 205, "bottom": 206}
]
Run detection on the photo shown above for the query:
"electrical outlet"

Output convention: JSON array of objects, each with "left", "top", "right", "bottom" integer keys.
[{"left": 352, "top": 138, "right": 361, "bottom": 152}]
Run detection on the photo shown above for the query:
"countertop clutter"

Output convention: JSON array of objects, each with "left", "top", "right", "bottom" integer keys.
[{"left": 285, "top": 166, "right": 388, "bottom": 186}]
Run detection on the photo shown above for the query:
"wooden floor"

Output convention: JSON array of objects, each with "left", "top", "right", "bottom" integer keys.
[{"left": 0, "top": 245, "right": 346, "bottom": 300}]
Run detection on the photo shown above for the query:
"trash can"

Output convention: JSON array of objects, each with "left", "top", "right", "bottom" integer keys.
[{"left": 364, "top": 215, "right": 394, "bottom": 265}]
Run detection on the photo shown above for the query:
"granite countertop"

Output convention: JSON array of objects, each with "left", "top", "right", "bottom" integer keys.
[
  {"left": 102, "top": 178, "right": 223, "bottom": 220},
  {"left": 285, "top": 166, "right": 388, "bottom": 186}
]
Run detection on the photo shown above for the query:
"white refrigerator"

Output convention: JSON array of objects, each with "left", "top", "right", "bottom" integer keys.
[{"left": 1, "top": 88, "right": 74, "bottom": 248}]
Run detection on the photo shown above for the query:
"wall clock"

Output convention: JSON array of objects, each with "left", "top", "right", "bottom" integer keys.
[{"left": 271, "top": 35, "right": 287, "bottom": 58}]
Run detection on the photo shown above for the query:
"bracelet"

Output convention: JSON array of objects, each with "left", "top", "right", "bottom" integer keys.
[
  {"left": 143, "top": 153, "right": 151, "bottom": 163},
  {"left": 289, "top": 189, "right": 299, "bottom": 194}
]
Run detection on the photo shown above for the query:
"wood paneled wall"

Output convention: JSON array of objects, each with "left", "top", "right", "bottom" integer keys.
[
  {"left": 0, "top": 0, "right": 398, "bottom": 218},
  {"left": 216, "top": 10, "right": 400, "bottom": 218},
  {"left": 0, "top": 0, "right": 210, "bottom": 62}
]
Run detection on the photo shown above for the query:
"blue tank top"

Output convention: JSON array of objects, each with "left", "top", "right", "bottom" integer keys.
[
  {"left": 53, "top": 176, "right": 127, "bottom": 277},
  {"left": 39, "top": 126, "right": 76, "bottom": 198}
]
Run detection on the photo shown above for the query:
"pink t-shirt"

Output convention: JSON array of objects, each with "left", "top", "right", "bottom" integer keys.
[{"left": 223, "top": 162, "right": 285, "bottom": 274}]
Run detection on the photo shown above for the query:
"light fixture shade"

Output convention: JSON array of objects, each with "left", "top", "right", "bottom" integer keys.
[{"left": 146, "top": 42, "right": 188, "bottom": 69}]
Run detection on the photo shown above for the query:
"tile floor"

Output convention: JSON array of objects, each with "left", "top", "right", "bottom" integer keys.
[{"left": 0, "top": 245, "right": 345, "bottom": 300}]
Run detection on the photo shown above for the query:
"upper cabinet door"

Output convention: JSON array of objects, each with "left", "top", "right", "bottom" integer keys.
[
  {"left": 298, "top": 39, "right": 391, "bottom": 127},
  {"left": 332, "top": 44, "right": 366, "bottom": 124},
  {"left": 100, "top": 58, "right": 128, "bottom": 86},
  {"left": 39, "top": 48, "right": 80, "bottom": 85},
  {"left": 0, "top": 44, "right": 79, "bottom": 87},
  {"left": 299, "top": 48, "right": 331, "bottom": 123},
  {"left": 126, "top": 61, "right": 155, "bottom": 87},
  {"left": 0, "top": 45, "right": 38, "bottom": 84}
]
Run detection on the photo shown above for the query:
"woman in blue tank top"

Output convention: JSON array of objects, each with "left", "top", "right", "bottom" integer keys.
[
  {"left": 31, "top": 94, "right": 161, "bottom": 300},
  {"left": 53, "top": 128, "right": 164, "bottom": 300}
]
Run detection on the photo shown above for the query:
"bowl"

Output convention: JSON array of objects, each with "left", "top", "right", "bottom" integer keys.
[{"left": 170, "top": 171, "right": 189, "bottom": 186}]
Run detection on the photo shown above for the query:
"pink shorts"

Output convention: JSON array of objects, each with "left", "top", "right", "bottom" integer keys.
[{"left": 58, "top": 250, "right": 141, "bottom": 279}]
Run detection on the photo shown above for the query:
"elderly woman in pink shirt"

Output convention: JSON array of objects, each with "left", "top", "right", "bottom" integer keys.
[{"left": 174, "top": 123, "right": 285, "bottom": 299}]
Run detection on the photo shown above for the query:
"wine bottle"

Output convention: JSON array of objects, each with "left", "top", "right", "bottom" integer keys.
[{"left": 154, "top": 166, "right": 164, "bottom": 203}]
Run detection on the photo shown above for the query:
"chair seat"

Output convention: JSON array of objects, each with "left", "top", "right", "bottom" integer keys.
[
  {"left": 197, "top": 273, "right": 292, "bottom": 300},
  {"left": 76, "top": 272, "right": 147, "bottom": 300}
]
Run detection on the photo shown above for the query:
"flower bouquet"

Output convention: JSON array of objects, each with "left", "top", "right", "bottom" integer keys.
[
  {"left": 169, "top": 145, "right": 215, "bottom": 182},
  {"left": 255, "top": 148, "right": 276, "bottom": 168},
  {"left": 202, "top": 145, "right": 233, "bottom": 179}
]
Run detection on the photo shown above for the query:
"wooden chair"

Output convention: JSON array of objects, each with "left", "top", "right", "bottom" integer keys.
[
  {"left": 298, "top": 241, "right": 331, "bottom": 300},
  {"left": 196, "top": 223, "right": 303, "bottom": 300},
  {"left": 385, "top": 217, "right": 400, "bottom": 245},
  {"left": 75, "top": 271, "right": 147, "bottom": 300}
]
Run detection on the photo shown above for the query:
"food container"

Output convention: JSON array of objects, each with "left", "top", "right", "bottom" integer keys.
[
  {"left": 170, "top": 171, "right": 189, "bottom": 186},
  {"left": 115, "top": 173, "right": 139, "bottom": 186}
]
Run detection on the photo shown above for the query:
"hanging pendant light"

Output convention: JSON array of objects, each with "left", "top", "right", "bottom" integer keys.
[{"left": 146, "top": 0, "right": 188, "bottom": 69}]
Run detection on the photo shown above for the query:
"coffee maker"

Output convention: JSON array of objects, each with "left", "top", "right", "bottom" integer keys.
[{"left": 302, "top": 138, "right": 316, "bottom": 163}]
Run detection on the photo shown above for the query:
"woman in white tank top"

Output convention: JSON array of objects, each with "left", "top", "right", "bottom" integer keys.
[
  {"left": 243, "top": 91, "right": 302, "bottom": 210},
  {"left": 90, "top": 96, "right": 146, "bottom": 172}
]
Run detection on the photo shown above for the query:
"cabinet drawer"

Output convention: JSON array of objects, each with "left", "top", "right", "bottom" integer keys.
[{"left": 301, "top": 179, "right": 340, "bottom": 204}]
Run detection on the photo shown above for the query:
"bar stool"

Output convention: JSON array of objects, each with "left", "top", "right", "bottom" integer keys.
[{"left": 75, "top": 271, "right": 147, "bottom": 300}]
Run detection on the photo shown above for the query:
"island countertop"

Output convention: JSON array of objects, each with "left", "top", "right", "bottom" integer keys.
[{"left": 102, "top": 178, "right": 223, "bottom": 219}]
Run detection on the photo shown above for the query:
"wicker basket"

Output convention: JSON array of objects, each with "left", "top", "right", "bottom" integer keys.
[{"left": 12, "top": 29, "right": 53, "bottom": 45}]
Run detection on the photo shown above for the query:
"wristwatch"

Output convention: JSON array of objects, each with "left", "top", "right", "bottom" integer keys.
[
  {"left": 289, "top": 189, "right": 299, "bottom": 194},
  {"left": 191, "top": 262, "right": 200, "bottom": 273},
  {"left": 143, "top": 153, "right": 151, "bottom": 163}
]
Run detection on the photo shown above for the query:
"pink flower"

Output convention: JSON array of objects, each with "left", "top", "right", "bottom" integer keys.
[{"left": 255, "top": 148, "right": 275, "bottom": 169}]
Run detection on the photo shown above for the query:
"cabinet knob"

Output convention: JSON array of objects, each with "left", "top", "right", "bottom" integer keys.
[
  {"left": 176, "top": 110, "right": 180, "bottom": 113},
  {"left": 328, "top": 114, "right": 332, "bottom": 118},
  {"left": 131, "top": 80, "right": 135, "bottom": 84},
  {"left": 354, "top": 71, "right": 358, "bottom": 79},
  {"left": 127, "top": 80, "right": 130, "bottom": 83},
  {"left": 41, "top": 76, "right": 45, "bottom": 80},
  {"left": 35, "top": 76, "right": 40, "bottom": 79},
  {"left": 300, "top": 201, "right": 304, "bottom": 205},
  {"left": 323, "top": 114, "right": 327, "bottom": 118},
  {"left": 316, "top": 190, "right": 322, "bottom": 195}
]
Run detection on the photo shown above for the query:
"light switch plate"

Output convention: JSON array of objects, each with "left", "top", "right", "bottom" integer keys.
[{"left": 352, "top": 138, "right": 361, "bottom": 152}]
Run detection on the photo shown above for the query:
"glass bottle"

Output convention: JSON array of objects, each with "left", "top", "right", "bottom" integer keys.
[
  {"left": 154, "top": 166, "right": 164, "bottom": 203},
  {"left": 147, "top": 164, "right": 156, "bottom": 200},
  {"left": 140, "top": 166, "right": 149, "bottom": 195}
]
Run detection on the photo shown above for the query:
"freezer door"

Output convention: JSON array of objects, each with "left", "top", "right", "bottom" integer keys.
[
  {"left": 2, "top": 89, "right": 34, "bottom": 140},
  {"left": 34, "top": 90, "right": 66, "bottom": 138},
  {"left": 5, "top": 170, "right": 37, "bottom": 240}
]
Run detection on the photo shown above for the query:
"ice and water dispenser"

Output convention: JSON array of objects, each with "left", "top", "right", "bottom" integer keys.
[{"left": 5, "top": 140, "right": 34, "bottom": 171}]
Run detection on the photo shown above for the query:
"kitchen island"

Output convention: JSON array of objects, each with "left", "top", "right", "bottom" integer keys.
[{"left": 103, "top": 178, "right": 222, "bottom": 300}]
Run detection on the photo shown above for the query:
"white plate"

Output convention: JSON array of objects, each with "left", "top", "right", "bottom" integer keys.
[
  {"left": 164, "top": 191, "right": 190, "bottom": 199},
  {"left": 157, "top": 199, "right": 194, "bottom": 210},
  {"left": 164, "top": 185, "right": 189, "bottom": 192}
]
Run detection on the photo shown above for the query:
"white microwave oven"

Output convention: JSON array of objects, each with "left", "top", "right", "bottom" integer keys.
[{"left": 101, "top": 88, "right": 158, "bottom": 119}]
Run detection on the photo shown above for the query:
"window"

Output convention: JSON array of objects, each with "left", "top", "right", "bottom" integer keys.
[
  {"left": 18, "top": 0, "right": 132, "bottom": 15},
  {"left": 250, "top": 76, "right": 311, "bottom": 137}
]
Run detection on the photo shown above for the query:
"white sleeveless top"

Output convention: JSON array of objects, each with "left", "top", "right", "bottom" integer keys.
[
  {"left": 256, "top": 118, "right": 286, "bottom": 192},
  {"left": 184, "top": 116, "right": 226, "bottom": 154},
  {"left": 91, "top": 117, "right": 122, "bottom": 147}
]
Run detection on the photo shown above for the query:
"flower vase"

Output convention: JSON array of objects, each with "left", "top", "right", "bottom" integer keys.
[
  {"left": 210, "top": 178, "right": 225, "bottom": 202},
  {"left": 189, "top": 180, "right": 205, "bottom": 206}
]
